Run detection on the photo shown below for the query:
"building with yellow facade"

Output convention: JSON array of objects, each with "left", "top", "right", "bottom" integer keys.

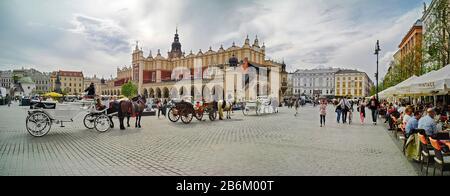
[
  {"left": 335, "top": 70, "right": 374, "bottom": 98},
  {"left": 102, "top": 30, "right": 288, "bottom": 101},
  {"left": 50, "top": 71, "right": 84, "bottom": 95}
]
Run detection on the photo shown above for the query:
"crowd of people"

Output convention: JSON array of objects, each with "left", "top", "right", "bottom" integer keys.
[{"left": 379, "top": 99, "right": 449, "bottom": 138}]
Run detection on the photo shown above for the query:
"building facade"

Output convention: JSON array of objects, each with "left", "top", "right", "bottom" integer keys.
[
  {"left": 399, "top": 19, "right": 423, "bottom": 77},
  {"left": 0, "top": 71, "right": 13, "bottom": 90},
  {"left": 11, "top": 77, "right": 36, "bottom": 97},
  {"left": 102, "top": 31, "right": 287, "bottom": 102},
  {"left": 335, "top": 70, "right": 374, "bottom": 98},
  {"left": 286, "top": 73, "right": 294, "bottom": 97},
  {"left": 292, "top": 68, "right": 339, "bottom": 98},
  {"left": 50, "top": 71, "right": 84, "bottom": 95},
  {"left": 10, "top": 68, "right": 51, "bottom": 94}
]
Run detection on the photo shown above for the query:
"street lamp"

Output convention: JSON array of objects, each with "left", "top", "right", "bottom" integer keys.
[{"left": 374, "top": 40, "right": 381, "bottom": 100}]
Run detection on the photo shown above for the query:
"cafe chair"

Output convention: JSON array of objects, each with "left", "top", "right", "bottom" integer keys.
[
  {"left": 418, "top": 133, "right": 434, "bottom": 176},
  {"left": 429, "top": 138, "right": 450, "bottom": 176}
]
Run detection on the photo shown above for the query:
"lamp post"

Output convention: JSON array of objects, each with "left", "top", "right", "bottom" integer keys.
[{"left": 374, "top": 40, "right": 381, "bottom": 100}]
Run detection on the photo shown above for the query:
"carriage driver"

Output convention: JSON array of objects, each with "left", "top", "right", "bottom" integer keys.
[{"left": 84, "top": 82, "right": 96, "bottom": 99}]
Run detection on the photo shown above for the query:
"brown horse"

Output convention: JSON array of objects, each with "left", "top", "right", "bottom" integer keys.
[
  {"left": 108, "top": 100, "right": 133, "bottom": 130},
  {"left": 126, "top": 95, "right": 146, "bottom": 128}
]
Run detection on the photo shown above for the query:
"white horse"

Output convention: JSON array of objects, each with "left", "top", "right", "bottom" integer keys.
[{"left": 217, "top": 100, "right": 234, "bottom": 120}]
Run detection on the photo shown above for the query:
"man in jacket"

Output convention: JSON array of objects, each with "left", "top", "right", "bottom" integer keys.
[
  {"left": 84, "top": 83, "right": 96, "bottom": 99},
  {"left": 369, "top": 96, "right": 380, "bottom": 125}
]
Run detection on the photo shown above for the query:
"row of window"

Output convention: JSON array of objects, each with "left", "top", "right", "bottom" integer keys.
[
  {"left": 336, "top": 77, "right": 363, "bottom": 81},
  {"left": 63, "top": 83, "right": 83, "bottom": 87},
  {"left": 294, "top": 73, "right": 334, "bottom": 77},
  {"left": 294, "top": 89, "right": 333, "bottom": 94},
  {"left": 294, "top": 82, "right": 333, "bottom": 88},
  {"left": 64, "top": 88, "right": 83, "bottom": 93},
  {"left": 35, "top": 86, "right": 48, "bottom": 91},
  {"left": 63, "top": 78, "right": 83, "bottom": 81},
  {"left": 336, "top": 89, "right": 363, "bottom": 95},
  {"left": 35, "top": 80, "right": 49, "bottom": 85},
  {"left": 336, "top": 82, "right": 363, "bottom": 88}
]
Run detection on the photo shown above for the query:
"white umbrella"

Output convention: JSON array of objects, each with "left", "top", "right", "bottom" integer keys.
[
  {"left": 379, "top": 86, "right": 396, "bottom": 99},
  {"left": 409, "top": 65, "right": 450, "bottom": 96},
  {"left": 392, "top": 75, "right": 418, "bottom": 97}
]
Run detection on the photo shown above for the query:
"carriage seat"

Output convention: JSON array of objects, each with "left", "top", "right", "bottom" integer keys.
[
  {"left": 30, "top": 101, "right": 57, "bottom": 110},
  {"left": 171, "top": 99, "right": 183, "bottom": 104},
  {"left": 91, "top": 108, "right": 108, "bottom": 114}
]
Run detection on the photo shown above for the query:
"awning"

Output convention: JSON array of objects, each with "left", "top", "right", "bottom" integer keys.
[{"left": 408, "top": 65, "right": 450, "bottom": 96}]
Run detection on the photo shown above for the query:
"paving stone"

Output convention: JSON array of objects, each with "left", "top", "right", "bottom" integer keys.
[{"left": 0, "top": 105, "right": 419, "bottom": 176}]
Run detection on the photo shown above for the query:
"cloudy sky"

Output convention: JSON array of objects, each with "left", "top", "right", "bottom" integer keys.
[{"left": 0, "top": 0, "right": 431, "bottom": 81}]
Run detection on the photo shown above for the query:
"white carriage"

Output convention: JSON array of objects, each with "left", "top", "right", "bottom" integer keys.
[
  {"left": 242, "top": 96, "right": 278, "bottom": 116},
  {"left": 25, "top": 100, "right": 114, "bottom": 137}
]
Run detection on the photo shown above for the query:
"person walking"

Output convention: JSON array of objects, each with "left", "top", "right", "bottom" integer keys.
[
  {"left": 319, "top": 100, "right": 327, "bottom": 127},
  {"left": 339, "top": 97, "right": 351, "bottom": 124},
  {"left": 162, "top": 99, "right": 168, "bottom": 118},
  {"left": 294, "top": 98, "right": 300, "bottom": 117},
  {"left": 156, "top": 99, "right": 162, "bottom": 119},
  {"left": 348, "top": 99, "right": 354, "bottom": 124},
  {"left": 6, "top": 94, "right": 11, "bottom": 107},
  {"left": 369, "top": 96, "right": 380, "bottom": 125},
  {"left": 358, "top": 100, "right": 366, "bottom": 125},
  {"left": 335, "top": 99, "right": 342, "bottom": 124}
]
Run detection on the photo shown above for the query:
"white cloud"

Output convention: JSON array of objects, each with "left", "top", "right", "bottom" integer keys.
[{"left": 0, "top": 0, "right": 428, "bottom": 81}]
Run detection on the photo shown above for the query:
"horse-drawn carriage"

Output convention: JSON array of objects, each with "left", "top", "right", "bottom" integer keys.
[
  {"left": 242, "top": 96, "right": 278, "bottom": 116},
  {"left": 26, "top": 100, "right": 114, "bottom": 137},
  {"left": 167, "top": 99, "right": 218, "bottom": 124}
]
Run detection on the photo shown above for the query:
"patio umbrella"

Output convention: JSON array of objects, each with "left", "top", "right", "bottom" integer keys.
[
  {"left": 392, "top": 75, "right": 418, "bottom": 97},
  {"left": 409, "top": 65, "right": 450, "bottom": 96},
  {"left": 43, "top": 92, "right": 63, "bottom": 98}
]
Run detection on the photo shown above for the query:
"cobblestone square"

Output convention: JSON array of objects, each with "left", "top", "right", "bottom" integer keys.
[{"left": 0, "top": 104, "right": 417, "bottom": 176}]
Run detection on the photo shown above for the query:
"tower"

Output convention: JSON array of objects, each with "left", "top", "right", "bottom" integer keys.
[{"left": 169, "top": 27, "right": 182, "bottom": 59}]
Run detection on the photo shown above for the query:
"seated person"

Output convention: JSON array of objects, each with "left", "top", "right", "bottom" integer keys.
[
  {"left": 95, "top": 98, "right": 106, "bottom": 111},
  {"left": 402, "top": 107, "right": 413, "bottom": 125},
  {"left": 388, "top": 106, "right": 400, "bottom": 130},
  {"left": 405, "top": 111, "right": 422, "bottom": 138},
  {"left": 419, "top": 108, "right": 445, "bottom": 136}
]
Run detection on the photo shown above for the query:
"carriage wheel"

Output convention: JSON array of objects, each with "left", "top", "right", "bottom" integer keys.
[
  {"left": 209, "top": 110, "right": 217, "bottom": 121},
  {"left": 26, "top": 111, "right": 52, "bottom": 137},
  {"left": 168, "top": 108, "right": 180, "bottom": 123},
  {"left": 83, "top": 114, "right": 96, "bottom": 129},
  {"left": 94, "top": 114, "right": 111, "bottom": 133},
  {"left": 181, "top": 113, "right": 193, "bottom": 124},
  {"left": 195, "top": 111, "right": 204, "bottom": 121}
]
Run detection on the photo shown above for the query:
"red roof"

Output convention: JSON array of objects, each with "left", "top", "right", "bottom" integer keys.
[{"left": 58, "top": 71, "right": 83, "bottom": 77}]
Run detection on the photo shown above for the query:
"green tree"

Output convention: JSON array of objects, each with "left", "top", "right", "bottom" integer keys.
[
  {"left": 121, "top": 81, "right": 138, "bottom": 98},
  {"left": 423, "top": 0, "right": 450, "bottom": 72}
]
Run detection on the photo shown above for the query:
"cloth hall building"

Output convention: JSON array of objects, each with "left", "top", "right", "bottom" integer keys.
[{"left": 102, "top": 30, "right": 288, "bottom": 102}]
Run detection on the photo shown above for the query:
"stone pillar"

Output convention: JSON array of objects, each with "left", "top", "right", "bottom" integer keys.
[
  {"left": 156, "top": 61, "right": 162, "bottom": 83},
  {"left": 138, "top": 62, "right": 143, "bottom": 95}
]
